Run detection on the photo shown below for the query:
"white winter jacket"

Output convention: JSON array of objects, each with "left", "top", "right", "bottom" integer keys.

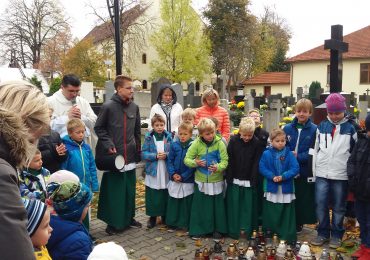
[{"left": 148, "top": 103, "right": 183, "bottom": 134}]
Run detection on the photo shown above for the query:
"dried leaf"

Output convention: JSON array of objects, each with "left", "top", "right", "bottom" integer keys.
[
  {"left": 127, "top": 249, "right": 135, "bottom": 255},
  {"left": 175, "top": 231, "right": 187, "bottom": 237},
  {"left": 154, "top": 236, "right": 163, "bottom": 242},
  {"left": 164, "top": 246, "right": 171, "bottom": 251},
  {"left": 175, "top": 242, "right": 186, "bottom": 249},
  {"left": 336, "top": 247, "right": 348, "bottom": 253},
  {"left": 140, "top": 257, "right": 149, "bottom": 260}
]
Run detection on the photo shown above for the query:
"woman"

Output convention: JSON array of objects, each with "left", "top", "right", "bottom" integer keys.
[
  {"left": 195, "top": 88, "right": 230, "bottom": 141},
  {"left": 0, "top": 80, "right": 50, "bottom": 259},
  {"left": 149, "top": 84, "right": 183, "bottom": 135}
]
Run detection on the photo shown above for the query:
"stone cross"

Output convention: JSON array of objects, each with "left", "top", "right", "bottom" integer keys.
[
  {"left": 324, "top": 24, "right": 349, "bottom": 93},
  {"left": 366, "top": 88, "right": 370, "bottom": 96}
]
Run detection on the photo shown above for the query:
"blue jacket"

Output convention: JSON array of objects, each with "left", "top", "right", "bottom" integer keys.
[
  {"left": 284, "top": 117, "right": 317, "bottom": 177},
  {"left": 47, "top": 215, "right": 92, "bottom": 260},
  {"left": 167, "top": 140, "right": 195, "bottom": 183},
  {"left": 142, "top": 130, "right": 172, "bottom": 176},
  {"left": 259, "top": 147, "right": 299, "bottom": 193},
  {"left": 61, "top": 136, "right": 99, "bottom": 192}
]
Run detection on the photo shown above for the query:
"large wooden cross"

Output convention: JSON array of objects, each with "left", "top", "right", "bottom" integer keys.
[{"left": 324, "top": 25, "right": 349, "bottom": 93}]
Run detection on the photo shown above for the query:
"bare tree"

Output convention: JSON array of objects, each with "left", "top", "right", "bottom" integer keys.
[
  {"left": 85, "top": 0, "right": 155, "bottom": 73},
  {"left": 0, "top": 0, "right": 69, "bottom": 68}
]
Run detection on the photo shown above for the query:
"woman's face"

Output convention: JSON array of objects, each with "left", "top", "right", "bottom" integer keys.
[
  {"left": 161, "top": 88, "right": 173, "bottom": 104},
  {"left": 205, "top": 95, "right": 218, "bottom": 108}
]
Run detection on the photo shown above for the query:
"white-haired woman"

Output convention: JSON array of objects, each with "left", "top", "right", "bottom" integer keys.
[{"left": 0, "top": 80, "right": 50, "bottom": 259}]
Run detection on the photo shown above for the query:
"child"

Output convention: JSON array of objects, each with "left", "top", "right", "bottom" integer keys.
[
  {"left": 166, "top": 122, "right": 195, "bottom": 231},
  {"left": 283, "top": 98, "right": 317, "bottom": 233},
  {"left": 311, "top": 93, "right": 357, "bottom": 249},
  {"left": 210, "top": 117, "right": 227, "bottom": 145},
  {"left": 38, "top": 107, "right": 67, "bottom": 173},
  {"left": 19, "top": 149, "right": 51, "bottom": 201},
  {"left": 181, "top": 108, "right": 198, "bottom": 139},
  {"left": 259, "top": 128, "right": 299, "bottom": 243},
  {"left": 184, "top": 118, "right": 228, "bottom": 239},
  {"left": 348, "top": 113, "right": 370, "bottom": 259},
  {"left": 142, "top": 114, "right": 173, "bottom": 228},
  {"left": 248, "top": 109, "right": 269, "bottom": 148},
  {"left": 225, "top": 117, "right": 263, "bottom": 239},
  {"left": 46, "top": 180, "right": 93, "bottom": 259},
  {"left": 23, "top": 198, "right": 53, "bottom": 259}
]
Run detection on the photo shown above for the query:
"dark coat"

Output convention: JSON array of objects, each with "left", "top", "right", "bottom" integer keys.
[
  {"left": 94, "top": 93, "right": 141, "bottom": 167},
  {"left": 254, "top": 127, "right": 269, "bottom": 148},
  {"left": 47, "top": 215, "right": 92, "bottom": 260},
  {"left": 38, "top": 130, "right": 67, "bottom": 173},
  {"left": 226, "top": 134, "right": 263, "bottom": 186},
  {"left": 348, "top": 132, "right": 370, "bottom": 202}
]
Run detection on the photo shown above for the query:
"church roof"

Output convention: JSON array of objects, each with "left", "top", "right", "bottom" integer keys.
[
  {"left": 286, "top": 25, "right": 370, "bottom": 63},
  {"left": 241, "top": 72, "right": 290, "bottom": 85}
]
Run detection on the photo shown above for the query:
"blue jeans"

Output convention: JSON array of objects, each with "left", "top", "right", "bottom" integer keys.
[
  {"left": 355, "top": 200, "right": 370, "bottom": 247},
  {"left": 315, "top": 177, "right": 348, "bottom": 239}
]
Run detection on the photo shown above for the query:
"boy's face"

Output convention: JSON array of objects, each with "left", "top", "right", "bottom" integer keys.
[
  {"left": 201, "top": 130, "right": 215, "bottom": 142},
  {"left": 69, "top": 126, "right": 85, "bottom": 143},
  {"left": 178, "top": 129, "right": 192, "bottom": 143},
  {"left": 295, "top": 108, "right": 311, "bottom": 124},
  {"left": 240, "top": 131, "right": 254, "bottom": 143},
  {"left": 182, "top": 115, "right": 194, "bottom": 125},
  {"left": 117, "top": 81, "right": 134, "bottom": 101},
  {"left": 249, "top": 112, "right": 261, "bottom": 126},
  {"left": 328, "top": 111, "right": 345, "bottom": 124},
  {"left": 271, "top": 134, "right": 286, "bottom": 150},
  {"left": 31, "top": 210, "right": 52, "bottom": 248},
  {"left": 153, "top": 121, "right": 165, "bottom": 134},
  {"left": 29, "top": 153, "right": 42, "bottom": 170}
]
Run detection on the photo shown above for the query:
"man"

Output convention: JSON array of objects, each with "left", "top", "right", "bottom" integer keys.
[
  {"left": 48, "top": 74, "right": 97, "bottom": 142},
  {"left": 95, "top": 75, "right": 142, "bottom": 234}
]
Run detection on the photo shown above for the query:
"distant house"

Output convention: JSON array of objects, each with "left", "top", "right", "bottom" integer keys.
[
  {"left": 241, "top": 72, "right": 291, "bottom": 97},
  {"left": 286, "top": 25, "right": 370, "bottom": 97}
]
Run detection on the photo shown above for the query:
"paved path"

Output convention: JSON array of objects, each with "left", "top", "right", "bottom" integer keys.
[{"left": 90, "top": 210, "right": 353, "bottom": 260}]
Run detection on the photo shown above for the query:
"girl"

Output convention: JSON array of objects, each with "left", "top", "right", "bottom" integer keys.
[
  {"left": 259, "top": 128, "right": 299, "bottom": 242},
  {"left": 184, "top": 118, "right": 228, "bottom": 239},
  {"left": 142, "top": 114, "right": 173, "bottom": 228}
]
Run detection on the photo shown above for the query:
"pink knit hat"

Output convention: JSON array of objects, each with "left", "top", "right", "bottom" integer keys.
[{"left": 325, "top": 93, "right": 346, "bottom": 112}]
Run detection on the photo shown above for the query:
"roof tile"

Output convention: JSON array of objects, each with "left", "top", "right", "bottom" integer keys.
[{"left": 242, "top": 72, "right": 290, "bottom": 85}]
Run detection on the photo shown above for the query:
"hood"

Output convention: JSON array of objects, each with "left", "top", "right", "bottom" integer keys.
[
  {"left": 327, "top": 115, "right": 348, "bottom": 125},
  {"left": 48, "top": 215, "right": 89, "bottom": 249},
  {"left": 0, "top": 108, "right": 33, "bottom": 168},
  {"left": 196, "top": 133, "right": 222, "bottom": 145},
  {"left": 111, "top": 93, "right": 132, "bottom": 106},
  {"left": 144, "top": 130, "right": 172, "bottom": 140},
  {"left": 62, "top": 135, "right": 84, "bottom": 147},
  {"left": 156, "top": 84, "right": 177, "bottom": 104},
  {"left": 291, "top": 116, "right": 313, "bottom": 128}
]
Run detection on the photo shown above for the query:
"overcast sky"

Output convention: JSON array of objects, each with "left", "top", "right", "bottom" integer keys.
[{"left": 2, "top": 0, "right": 370, "bottom": 57}]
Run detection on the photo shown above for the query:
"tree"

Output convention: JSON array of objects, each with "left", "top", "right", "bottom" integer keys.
[
  {"left": 204, "top": 0, "right": 257, "bottom": 85},
  {"left": 0, "top": 0, "right": 69, "bottom": 68},
  {"left": 62, "top": 39, "right": 106, "bottom": 87},
  {"left": 49, "top": 77, "right": 61, "bottom": 94},
  {"left": 28, "top": 75, "right": 43, "bottom": 91},
  {"left": 150, "top": 0, "right": 211, "bottom": 82},
  {"left": 309, "top": 81, "right": 322, "bottom": 99},
  {"left": 39, "top": 29, "right": 73, "bottom": 81}
]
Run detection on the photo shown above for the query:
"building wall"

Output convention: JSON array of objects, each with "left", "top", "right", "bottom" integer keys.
[{"left": 243, "top": 84, "right": 291, "bottom": 97}]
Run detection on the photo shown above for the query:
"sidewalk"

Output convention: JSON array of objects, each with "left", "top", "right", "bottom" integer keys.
[{"left": 89, "top": 211, "right": 353, "bottom": 260}]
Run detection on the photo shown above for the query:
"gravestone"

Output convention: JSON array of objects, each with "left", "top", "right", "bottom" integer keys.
[
  {"left": 104, "top": 80, "right": 115, "bottom": 102},
  {"left": 134, "top": 91, "right": 152, "bottom": 118},
  {"left": 244, "top": 93, "right": 254, "bottom": 114},
  {"left": 171, "top": 83, "right": 184, "bottom": 108},
  {"left": 358, "top": 100, "right": 368, "bottom": 121},
  {"left": 264, "top": 99, "right": 283, "bottom": 133},
  {"left": 220, "top": 99, "right": 229, "bottom": 110},
  {"left": 188, "top": 82, "right": 195, "bottom": 96},
  {"left": 254, "top": 96, "right": 265, "bottom": 110},
  {"left": 296, "top": 87, "right": 303, "bottom": 100},
  {"left": 151, "top": 77, "right": 171, "bottom": 106},
  {"left": 250, "top": 89, "right": 256, "bottom": 98},
  {"left": 185, "top": 82, "right": 201, "bottom": 108},
  {"left": 284, "top": 96, "right": 296, "bottom": 107},
  {"left": 350, "top": 92, "right": 356, "bottom": 107}
]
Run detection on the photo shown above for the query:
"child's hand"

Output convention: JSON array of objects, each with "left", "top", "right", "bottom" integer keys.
[
  {"left": 195, "top": 158, "right": 206, "bottom": 167},
  {"left": 273, "top": 176, "right": 282, "bottom": 182},
  {"left": 157, "top": 152, "right": 166, "bottom": 160},
  {"left": 108, "top": 147, "right": 117, "bottom": 154},
  {"left": 56, "top": 143, "right": 67, "bottom": 156},
  {"left": 173, "top": 174, "right": 182, "bottom": 182},
  {"left": 208, "top": 164, "right": 218, "bottom": 173}
]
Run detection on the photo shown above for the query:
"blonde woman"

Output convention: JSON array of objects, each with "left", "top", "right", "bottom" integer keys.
[
  {"left": 0, "top": 80, "right": 50, "bottom": 259},
  {"left": 195, "top": 88, "right": 230, "bottom": 141}
]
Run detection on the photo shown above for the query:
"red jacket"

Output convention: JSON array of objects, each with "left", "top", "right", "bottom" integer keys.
[{"left": 195, "top": 105, "right": 230, "bottom": 141}]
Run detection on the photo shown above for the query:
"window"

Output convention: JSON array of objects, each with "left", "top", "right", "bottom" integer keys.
[
  {"left": 360, "top": 63, "right": 370, "bottom": 84},
  {"left": 142, "top": 53, "right": 147, "bottom": 64},
  {"left": 142, "top": 80, "right": 147, "bottom": 89}
]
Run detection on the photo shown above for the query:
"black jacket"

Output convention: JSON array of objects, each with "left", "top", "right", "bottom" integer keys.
[
  {"left": 348, "top": 132, "right": 370, "bottom": 202},
  {"left": 254, "top": 127, "right": 269, "bottom": 148},
  {"left": 225, "top": 134, "right": 263, "bottom": 186},
  {"left": 38, "top": 130, "right": 67, "bottom": 173},
  {"left": 94, "top": 94, "right": 141, "bottom": 168}
]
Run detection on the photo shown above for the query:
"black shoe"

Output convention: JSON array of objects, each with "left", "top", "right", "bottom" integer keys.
[
  {"left": 105, "top": 225, "right": 119, "bottom": 235},
  {"left": 296, "top": 225, "right": 303, "bottom": 234},
  {"left": 147, "top": 217, "right": 156, "bottom": 229},
  {"left": 129, "top": 219, "right": 142, "bottom": 228}
]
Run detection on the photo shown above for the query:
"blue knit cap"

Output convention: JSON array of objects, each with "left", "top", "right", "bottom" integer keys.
[
  {"left": 47, "top": 181, "right": 92, "bottom": 222},
  {"left": 23, "top": 198, "right": 47, "bottom": 237}
]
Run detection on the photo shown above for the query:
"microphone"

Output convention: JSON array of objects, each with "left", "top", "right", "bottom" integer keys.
[{"left": 71, "top": 97, "right": 76, "bottom": 106}]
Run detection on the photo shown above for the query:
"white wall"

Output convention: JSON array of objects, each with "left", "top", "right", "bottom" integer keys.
[{"left": 244, "top": 84, "right": 291, "bottom": 97}]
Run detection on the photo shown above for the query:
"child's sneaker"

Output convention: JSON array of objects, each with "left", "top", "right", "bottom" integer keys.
[
  {"left": 129, "top": 219, "right": 142, "bottom": 228},
  {"left": 310, "top": 236, "right": 329, "bottom": 246},
  {"left": 147, "top": 217, "right": 156, "bottom": 229}
]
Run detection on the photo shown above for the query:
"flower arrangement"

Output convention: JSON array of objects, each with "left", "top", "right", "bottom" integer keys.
[
  {"left": 260, "top": 104, "right": 268, "bottom": 111},
  {"left": 354, "top": 107, "right": 360, "bottom": 118},
  {"left": 229, "top": 101, "right": 245, "bottom": 126}
]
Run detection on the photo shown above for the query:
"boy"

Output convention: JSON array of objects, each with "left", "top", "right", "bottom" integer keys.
[
  {"left": 311, "top": 93, "right": 357, "bottom": 249},
  {"left": 166, "top": 122, "right": 195, "bottom": 231},
  {"left": 283, "top": 98, "right": 317, "bottom": 233},
  {"left": 46, "top": 180, "right": 93, "bottom": 259},
  {"left": 348, "top": 113, "right": 370, "bottom": 259},
  {"left": 181, "top": 108, "right": 198, "bottom": 139},
  {"left": 23, "top": 198, "right": 53, "bottom": 259},
  {"left": 19, "top": 149, "right": 51, "bottom": 201},
  {"left": 61, "top": 118, "right": 98, "bottom": 230},
  {"left": 184, "top": 118, "right": 228, "bottom": 239},
  {"left": 142, "top": 114, "right": 172, "bottom": 228}
]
